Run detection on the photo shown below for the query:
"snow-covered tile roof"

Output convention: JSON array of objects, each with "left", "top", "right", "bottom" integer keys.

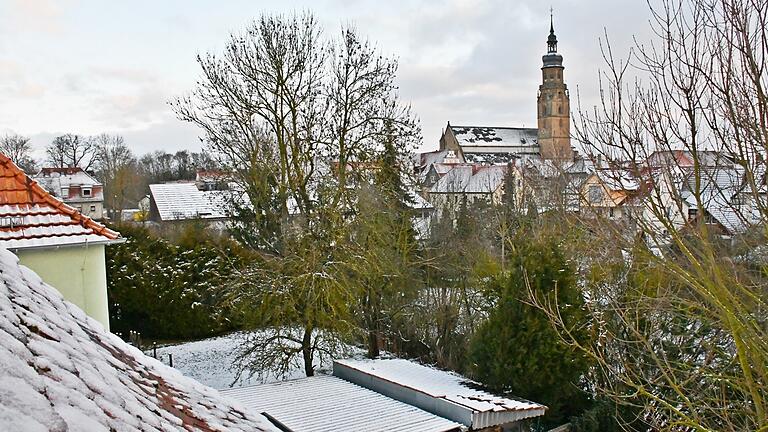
[
  {"left": 595, "top": 169, "right": 640, "bottom": 191},
  {"left": 407, "top": 191, "right": 434, "bottom": 210},
  {"left": 430, "top": 165, "right": 506, "bottom": 194},
  {"left": 149, "top": 183, "right": 227, "bottom": 221},
  {"left": 34, "top": 167, "right": 103, "bottom": 201},
  {"left": 684, "top": 167, "right": 749, "bottom": 234},
  {"left": 0, "top": 155, "right": 121, "bottom": 250},
  {"left": 451, "top": 126, "right": 539, "bottom": 154},
  {"left": 334, "top": 358, "right": 546, "bottom": 429},
  {"left": 0, "top": 248, "right": 273, "bottom": 432},
  {"left": 221, "top": 375, "right": 464, "bottom": 432}
]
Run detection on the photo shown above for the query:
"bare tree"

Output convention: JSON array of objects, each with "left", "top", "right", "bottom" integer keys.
[
  {"left": 46, "top": 133, "right": 98, "bottom": 170},
  {"left": 0, "top": 133, "right": 37, "bottom": 173},
  {"left": 93, "top": 134, "right": 139, "bottom": 219},
  {"left": 174, "top": 12, "right": 419, "bottom": 378},
  {"left": 529, "top": 0, "right": 768, "bottom": 429}
]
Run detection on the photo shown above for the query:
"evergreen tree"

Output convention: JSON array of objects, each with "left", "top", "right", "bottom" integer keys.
[
  {"left": 468, "top": 237, "right": 591, "bottom": 427},
  {"left": 350, "top": 132, "right": 421, "bottom": 358}
]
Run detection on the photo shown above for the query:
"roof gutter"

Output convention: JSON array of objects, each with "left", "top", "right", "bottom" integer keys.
[{"left": 7, "top": 237, "right": 126, "bottom": 252}]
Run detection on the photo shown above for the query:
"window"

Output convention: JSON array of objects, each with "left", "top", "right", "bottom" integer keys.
[
  {"left": 90, "top": 205, "right": 96, "bottom": 212},
  {"left": 82, "top": 188, "right": 92, "bottom": 197},
  {"left": 588, "top": 185, "right": 602, "bottom": 204},
  {"left": 609, "top": 207, "right": 615, "bottom": 218}
]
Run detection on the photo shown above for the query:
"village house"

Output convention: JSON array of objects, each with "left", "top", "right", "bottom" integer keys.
[
  {"left": 579, "top": 169, "right": 641, "bottom": 221},
  {"left": 33, "top": 166, "right": 105, "bottom": 220},
  {"left": 0, "top": 154, "right": 122, "bottom": 330},
  {"left": 148, "top": 182, "right": 230, "bottom": 224}
]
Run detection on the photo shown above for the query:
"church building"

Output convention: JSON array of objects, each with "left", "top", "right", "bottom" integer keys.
[
  {"left": 420, "top": 16, "right": 573, "bottom": 172},
  {"left": 416, "top": 17, "right": 577, "bottom": 209}
]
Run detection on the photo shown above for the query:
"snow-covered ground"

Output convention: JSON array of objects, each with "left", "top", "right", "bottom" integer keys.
[{"left": 149, "top": 331, "right": 361, "bottom": 390}]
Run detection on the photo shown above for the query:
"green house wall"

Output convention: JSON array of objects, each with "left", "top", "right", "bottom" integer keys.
[{"left": 16, "top": 244, "right": 110, "bottom": 331}]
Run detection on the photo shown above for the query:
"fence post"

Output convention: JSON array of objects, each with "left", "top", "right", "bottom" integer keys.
[
  {"left": 169, "top": 353, "right": 173, "bottom": 368},
  {"left": 152, "top": 342, "right": 157, "bottom": 359}
]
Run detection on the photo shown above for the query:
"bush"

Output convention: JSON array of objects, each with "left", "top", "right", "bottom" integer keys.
[{"left": 106, "top": 223, "right": 252, "bottom": 340}]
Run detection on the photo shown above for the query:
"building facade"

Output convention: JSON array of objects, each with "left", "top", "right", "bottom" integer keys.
[
  {"left": 34, "top": 167, "right": 105, "bottom": 220},
  {"left": 0, "top": 155, "right": 122, "bottom": 330}
]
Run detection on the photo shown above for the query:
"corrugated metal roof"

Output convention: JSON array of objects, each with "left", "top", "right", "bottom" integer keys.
[
  {"left": 334, "top": 359, "right": 546, "bottom": 429},
  {"left": 149, "top": 183, "right": 227, "bottom": 221},
  {"left": 221, "top": 375, "right": 464, "bottom": 432}
]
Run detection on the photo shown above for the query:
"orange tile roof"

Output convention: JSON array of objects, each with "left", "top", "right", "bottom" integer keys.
[{"left": 0, "top": 154, "right": 120, "bottom": 248}]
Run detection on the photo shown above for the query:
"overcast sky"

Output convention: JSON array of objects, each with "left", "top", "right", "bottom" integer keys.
[{"left": 0, "top": 0, "right": 653, "bottom": 158}]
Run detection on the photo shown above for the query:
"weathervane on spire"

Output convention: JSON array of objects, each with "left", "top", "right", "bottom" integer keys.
[{"left": 547, "top": 7, "right": 558, "bottom": 53}]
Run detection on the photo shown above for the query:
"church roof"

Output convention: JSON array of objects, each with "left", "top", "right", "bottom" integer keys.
[
  {"left": 0, "top": 154, "right": 121, "bottom": 250},
  {"left": 450, "top": 126, "right": 539, "bottom": 154}
]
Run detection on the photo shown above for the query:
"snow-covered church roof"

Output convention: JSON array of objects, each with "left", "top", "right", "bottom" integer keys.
[
  {"left": 451, "top": 126, "right": 539, "bottom": 155},
  {"left": 0, "top": 248, "right": 272, "bottom": 431}
]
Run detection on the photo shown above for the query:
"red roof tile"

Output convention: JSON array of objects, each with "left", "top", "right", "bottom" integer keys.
[{"left": 0, "top": 154, "right": 120, "bottom": 248}]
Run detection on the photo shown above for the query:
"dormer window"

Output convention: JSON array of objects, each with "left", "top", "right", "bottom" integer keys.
[
  {"left": 61, "top": 187, "right": 69, "bottom": 197},
  {"left": 82, "top": 188, "right": 92, "bottom": 197}
]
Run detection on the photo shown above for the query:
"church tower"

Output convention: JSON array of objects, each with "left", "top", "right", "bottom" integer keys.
[{"left": 537, "top": 14, "right": 572, "bottom": 160}]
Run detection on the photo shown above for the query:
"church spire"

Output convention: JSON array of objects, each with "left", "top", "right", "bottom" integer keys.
[{"left": 547, "top": 8, "right": 558, "bottom": 53}]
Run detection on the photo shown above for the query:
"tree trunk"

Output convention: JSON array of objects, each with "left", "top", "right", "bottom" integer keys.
[
  {"left": 302, "top": 326, "right": 314, "bottom": 377},
  {"left": 367, "top": 330, "right": 380, "bottom": 359}
]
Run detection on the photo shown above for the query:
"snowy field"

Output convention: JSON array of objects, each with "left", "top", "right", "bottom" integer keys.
[{"left": 148, "top": 331, "right": 361, "bottom": 390}]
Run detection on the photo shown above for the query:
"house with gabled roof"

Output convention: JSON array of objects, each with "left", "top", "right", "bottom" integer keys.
[
  {"left": 34, "top": 166, "right": 105, "bottom": 220},
  {"left": 0, "top": 154, "right": 122, "bottom": 330},
  {"left": 148, "top": 182, "right": 229, "bottom": 223}
]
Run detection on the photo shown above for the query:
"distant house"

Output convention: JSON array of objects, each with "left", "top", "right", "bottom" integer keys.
[
  {"left": 0, "top": 248, "right": 272, "bottom": 431},
  {"left": 148, "top": 182, "right": 229, "bottom": 223},
  {"left": 0, "top": 155, "right": 122, "bottom": 330},
  {"left": 428, "top": 164, "right": 508, "bottom": 215},
  {"left": 580, "top": 170, "right": 642, "bottom": 220},
  {"left": 195, "top": 168, "right": 232, "bottom": 191},
  {"left": 34, "top": 167, "right": 105, "bottom": 220}
]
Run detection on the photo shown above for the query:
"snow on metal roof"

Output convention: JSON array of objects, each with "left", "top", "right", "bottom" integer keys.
[
  {"left": 0, "top": 155, "right": 121, "bottom": 250},
  {"left": 149, "top": 183, "right": 227, "bottom": 221},
  {"left": 0, "top": 248, "right": 273, "bottom": 432},
  {"left": 430, "top": 165, "right": 507, "bottom": 195},
  {"left": 221, "top": 375, "right": 464, "bottom": 432},
  {"left": 334, "top": 358, "right": 546, "bottom": 430},
  {"left": 451, "top": 126, "right": 539, "bottom": 154}
]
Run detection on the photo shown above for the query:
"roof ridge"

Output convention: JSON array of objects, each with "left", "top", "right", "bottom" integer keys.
[{"left": 451, "top": 125, "right": 538, "bottom": 131}]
